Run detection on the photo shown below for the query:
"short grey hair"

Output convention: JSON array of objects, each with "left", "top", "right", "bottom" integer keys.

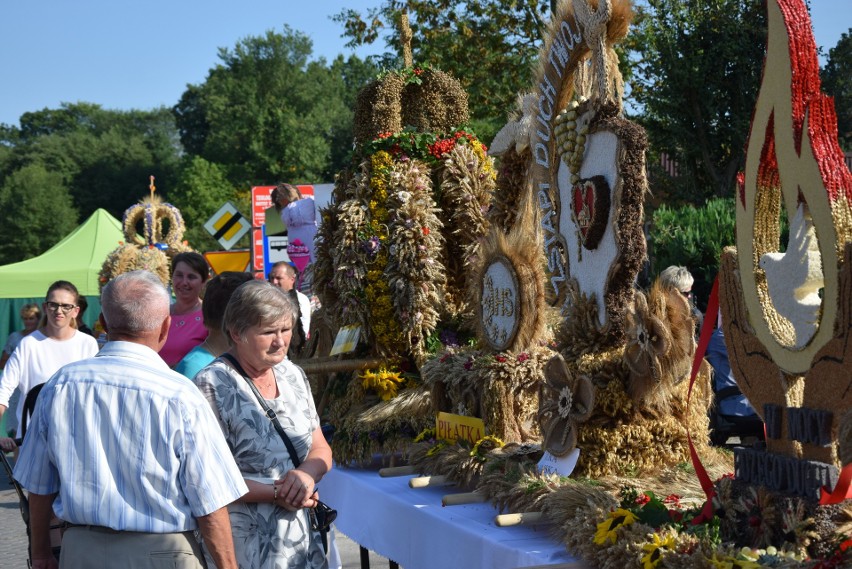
[
  {"left": 658, "top": 265, "right": 694, "bottom": 293},
  {"left": 102, "top": 270, "right": 170, "bottom": 334},
  {"left": 222, "top": 280, "right": 297, "bottom": 346}
]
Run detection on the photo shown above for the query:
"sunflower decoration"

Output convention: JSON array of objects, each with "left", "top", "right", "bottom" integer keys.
[
  {"left": 640, "top": 532, "right": 676, "bottom": 568},
  {"left": 360, "top": 367, "right": 407, "bottom": 401},
  {"left": 593, "top": 508, "right": 638, "bottom": 545},
  {"left": 469, "top": 435, "right": 505, "bottom": 459},
  {"left": 538, "top": 354, "right": 595, "bottom": 457}
]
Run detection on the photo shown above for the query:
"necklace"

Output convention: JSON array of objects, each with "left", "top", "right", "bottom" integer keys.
[{"left": 253, "top": 371, "right": 278, "bottom": 397}]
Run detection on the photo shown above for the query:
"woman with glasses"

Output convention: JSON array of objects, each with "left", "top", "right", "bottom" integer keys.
[
  {"left": 658, "top": 265, "right": 704, "bottom": 332},
  {"left": 0, "top": 281, "right": 98, "bottom": 453}
]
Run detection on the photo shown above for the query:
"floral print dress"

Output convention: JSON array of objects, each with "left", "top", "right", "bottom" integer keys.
[{"left": 194, "top": 358, "right": 327, "bottom": 569}]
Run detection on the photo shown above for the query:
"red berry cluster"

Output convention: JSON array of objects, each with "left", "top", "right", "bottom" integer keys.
[{"left": 427, "top": 131, "right": 479, "bottom": 160}]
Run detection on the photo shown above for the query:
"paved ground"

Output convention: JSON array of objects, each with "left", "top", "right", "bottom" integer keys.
[
  {"left": 0, "top": 466, "right": 30, "bottom": 568},
  {"left": 0, "top": 455, "right": 390, "bottom": 569}
]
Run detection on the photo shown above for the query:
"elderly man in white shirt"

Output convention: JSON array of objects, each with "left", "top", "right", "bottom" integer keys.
[{"left": 14, "top": 270, "right": 248, "bottom": 569}]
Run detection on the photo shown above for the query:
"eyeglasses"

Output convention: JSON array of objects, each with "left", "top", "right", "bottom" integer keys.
[
  {"left": 679, "top": 290, "right": 693, "bottom": 299},
  {"left": 44, "top": 301, "right": 77, "bottom": 313}
]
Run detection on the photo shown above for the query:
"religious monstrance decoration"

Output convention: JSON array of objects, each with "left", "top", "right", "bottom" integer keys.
[{"left": 474, "top": 227, "right": 547, "bottom": 354}]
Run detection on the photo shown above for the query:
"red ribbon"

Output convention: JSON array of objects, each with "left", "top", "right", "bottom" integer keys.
[
  {"left": 687, "top": 276, "right": 720, "bottom": 524},
  {"left": 684, "top": 279, "right": 852, "bottom": 508},
  {"left": 820, "top": 462, "right": 852, "bottom": 505}
]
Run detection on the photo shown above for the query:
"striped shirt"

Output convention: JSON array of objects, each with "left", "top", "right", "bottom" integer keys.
[{"left": 14, "top": 341, "right": 248, "bottom": 533}]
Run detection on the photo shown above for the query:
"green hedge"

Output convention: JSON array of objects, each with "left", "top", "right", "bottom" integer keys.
[{"left": 649, "top": 198, "right": 736, "bottom": 310}]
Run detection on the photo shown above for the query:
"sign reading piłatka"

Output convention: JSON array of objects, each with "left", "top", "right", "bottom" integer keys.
[{"left": 436, "top": 412, "right": 486, "bottom": 445}]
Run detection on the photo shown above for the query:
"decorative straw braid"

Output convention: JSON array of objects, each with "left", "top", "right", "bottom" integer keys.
[
  {"left": 439, "top": 143, "right": 495, "bottom": 316},
  {"left": 385, "top": 158, "right": 446, "bottom": 364}
]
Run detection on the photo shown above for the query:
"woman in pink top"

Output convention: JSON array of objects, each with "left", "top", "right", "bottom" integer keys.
[{"left": 159, "top": 251, "right": 209, "bottom": 367}]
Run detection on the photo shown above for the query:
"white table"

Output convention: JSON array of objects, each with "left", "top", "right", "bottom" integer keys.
[{"left": 321, "top": 466, "right": 581, "bottom": 569}]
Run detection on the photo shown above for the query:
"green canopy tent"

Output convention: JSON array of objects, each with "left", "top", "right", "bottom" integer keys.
[{"left": 0, "top": 208, "right": 124, "bottom": 347}]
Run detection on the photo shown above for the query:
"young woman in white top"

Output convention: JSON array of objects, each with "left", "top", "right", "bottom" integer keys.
[{"left": 0, "top": 280, "right": 99, "bottom": 452}]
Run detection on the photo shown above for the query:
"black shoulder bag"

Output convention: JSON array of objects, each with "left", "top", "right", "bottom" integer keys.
[{"left": 220, "top": 353, "right": 337, "bottom": 551}]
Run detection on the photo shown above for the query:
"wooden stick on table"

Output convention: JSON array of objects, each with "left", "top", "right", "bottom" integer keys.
[
  {"left": 408, "top": 475, "right": 454, "bottom": 488},
  {"left": 378, "top": 465, "right": 417, "bottom": 477},
  {"left": 441, "top": 491, "right": 487, "bottom": 507},
  {"left": 494, "top": 511, "right": 544, "bottom": 527}
]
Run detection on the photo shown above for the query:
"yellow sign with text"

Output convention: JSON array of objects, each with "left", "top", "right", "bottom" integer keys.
[{"left": 436, "top": 412, "right": 486, "bottom": 445}]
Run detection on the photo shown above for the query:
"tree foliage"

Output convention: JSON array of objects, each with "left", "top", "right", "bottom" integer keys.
[
  {"left": 168, "top": 156, "right": 240, "bottom": 251},
  {"left": 821, "top": 28, "right": 852, "bottom": 151},
  {"left": 624, "top": 0, "right": 766, "bottom": 203},
  {"left": 333, "top": 0, "right": 551, "bottom": 143},
  {"left": 0, "top": 163, "right": 79, "bottom": 264},
  {"left": 0, "top": 30, "right": 377, "bottom": 261},
  {"left": 2, "top": 103, "right": 181, "bottom": 220},
  {"left": 173, "top": 27, "right": 378, "bottom": 186}
]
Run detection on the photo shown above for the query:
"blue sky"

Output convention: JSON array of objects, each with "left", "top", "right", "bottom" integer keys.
[{"left": 0, "top": 1, "right": 848, "bottom": 127}]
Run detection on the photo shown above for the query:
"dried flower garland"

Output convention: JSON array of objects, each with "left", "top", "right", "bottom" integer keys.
[
  {"left": 421, "top": 345, "right": 554, "bottom": 442},
  {"left": 385, "top": 158, "right": 445, "bottom": 363},
  {"left": 311, "top": 171, "right": 354, "bottom": 317},
  {"left": 439, "top": 142, "right": 495, "bottom": 315},
  {"left": 327, "top": 380, "right": 434, "bottom": 466},
  {"left": 364, "top": 151, "right": 406, "bottom": 354}
]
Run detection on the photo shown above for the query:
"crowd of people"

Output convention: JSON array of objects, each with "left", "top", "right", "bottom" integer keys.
[
  {"left": 0, "top": 181, "right": 329, "bottom": 568},
  {"left": 0, "top": 185, "right": 760, "bottom": 568}
]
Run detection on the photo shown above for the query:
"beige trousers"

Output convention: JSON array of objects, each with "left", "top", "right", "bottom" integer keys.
[{"left": 59, "top": 526, "right": 206, "bottom": 569}]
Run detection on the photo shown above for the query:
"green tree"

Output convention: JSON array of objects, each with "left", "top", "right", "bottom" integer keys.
[
  {"left": 4, "top": 104, "right": 182, "bottom": 219},
  {"left": 821, "top": 28, "right": 852, "bottom": 151},
  {"left": 173, "top": 27, "right": 375, "bottom": 185},
  {"left": 625, "top": 0, "right": 766, "bottom": 203},
  {"left": 168, "top": 156, "right": 240, "bottom": 252},
  {"left": 333, "top": 0, "right": 551, "bottom": 143},
  {"left": 0, "top": 163, "right": 79, "bottom": 264},
  {"left": 326, "top": 54, "right": 384, "bottom": 174}
]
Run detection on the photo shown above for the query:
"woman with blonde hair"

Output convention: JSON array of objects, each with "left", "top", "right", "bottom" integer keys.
[
  {"left": 658, "top": 265, "right": 703, "bottom": 331},
  {"left": 1, "top": 303, "right": 41, "bottom": 369},
  {"left": 1, "top": 303, "right": 41, "bottom": 440}
]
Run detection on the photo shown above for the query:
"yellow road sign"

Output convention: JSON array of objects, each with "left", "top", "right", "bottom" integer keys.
[
  {"left": 204, "top": 202, "right": 251, "bottom": 250},
  {"left": 204, "top": 250, "right": 251, "bottom": 275}
]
